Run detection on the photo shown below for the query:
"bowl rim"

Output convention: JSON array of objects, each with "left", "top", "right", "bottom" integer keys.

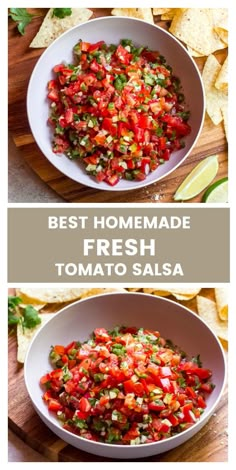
[
  {"left": 26, "top": 16, "right": 205, "bottom": 192},
  {"left": 24, "top": 292, "right": 226, "bottom": 450}
]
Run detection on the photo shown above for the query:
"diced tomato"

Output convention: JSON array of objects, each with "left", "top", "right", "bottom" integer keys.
[
  {"left": 79, "top": 397, "right": 91, "bottom": 413},
  {"left": 48, "top": 399, "right": 63, "bottom": 412},
  {"left": 115, "top": 44, "right": 132, "bottom": 65}
]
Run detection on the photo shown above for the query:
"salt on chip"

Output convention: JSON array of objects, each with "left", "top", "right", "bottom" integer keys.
[
  {"left": 197, "top": 295, "right": 228, "bottom": 342},
  {"left": 17, "top": 313, "right": 55, "bottom": 363},
  {"left": 215, "top": 288, "right": 228, "bottom": 321},
  {"left": 202, "top": 54, "right": 227, "bottom": 126},
  {"left": 111, "top": 8, "right": 154, "bottom": 24},
  {"left": 30, "top": 8, "right": 93, "bottom": 48},
  {"left": 18, "top": 288, "right": 90, "bottom": 303},
  {"left": 215, "top": 56, "right": 228, "bottom": 92},
  {"left": 169, "top": 8, "right": 226, "bottom": 56}
]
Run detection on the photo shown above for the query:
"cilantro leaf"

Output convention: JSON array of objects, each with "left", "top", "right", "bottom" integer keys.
[
  {"left": 22, "top": 305, "right": 41, "bottom": 330},
  {"left": 8, "top": 296, "right": 22, "bottom": 325},
  {"left": 9, "top": 8, "right": 35, "bottom": 35},
  {"left": 192, "top": 354, "right": 202, "bottom": 367},
  {"left": 52, "top": 8, "right": 72, "bottom": 19}
]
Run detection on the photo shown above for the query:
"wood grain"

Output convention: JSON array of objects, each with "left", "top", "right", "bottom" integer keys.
[
  {"left": 8, "top": 9, "right": 228, "bottom": 203},
  {"left": 8, "top": 288, "right": 228, "bottom": 462}
]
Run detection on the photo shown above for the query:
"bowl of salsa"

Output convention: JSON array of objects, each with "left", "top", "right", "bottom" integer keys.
[
  {"left": 27, "top": 16, "right": 205, "bottom": 191},
  {"left": 24, "top": 292, "right": 225, "bottom": 459}
]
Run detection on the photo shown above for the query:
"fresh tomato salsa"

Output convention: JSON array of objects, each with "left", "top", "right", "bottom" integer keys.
[
  {"left": 47, "top": 39, "right": 191, "bottom": 186},
  {"left": 40, "top": 326, "right": 214, "bottom": 445}
]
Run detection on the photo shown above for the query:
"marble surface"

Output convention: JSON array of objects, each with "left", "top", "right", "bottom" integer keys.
[{"left": 8, "top": 136, "right": 64, "bottom": 203}]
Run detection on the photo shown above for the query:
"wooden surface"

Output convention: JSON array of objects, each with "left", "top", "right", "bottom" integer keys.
[
  {"left": 8, "top": 8, "right": 228, "bottom": 203},
  {"left": 8, "top": 288, "right": 228, "bottom": 462}
]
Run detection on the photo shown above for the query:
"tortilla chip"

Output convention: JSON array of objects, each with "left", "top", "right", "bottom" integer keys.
[
  {"left": 30, "top": 8, "right": 93, "bottom": 48},
  {"left": 215, "top": 56, "right": 228, "bottom": 92},
  {"left": 169, "top": 8, "right": 226, "bottom": 56},
  {"left": 143, "top": 288, "right": 170, "bottom": 296},
  {"left": 80, "top": 288, "right": 126, "bottom": 299},
  {"left": 215, "top": 288, "right": 228, "bottom": 321},
  {"left": 111, "top": 8, "right": 154, "bottom": 23},
  {"left": 221, "top": 102, "right": 228, "bottom": 141},
  {"left": 142, "top": 287, "right": 200, "bottom": 299},
  {"left": 15, "top": 288, "right": 45, "bottom": 310},
  {"left": 202, "top": 54, "right": 227, "bottom": 125},
  {"left": 152, "top": 8, "right": 171, "bottom": 16},
  {"left": 18, "top": 288, "right": 89, "bottom": 303},
  {"left": 187, "top": 46, "right": 204, "bottom": 57},
  {"left": 17, "top": 313, "right": 55, "bottom": 363},
  {"left": 161, "top": 9, "right": 182, "bottom": 21},
  {"left": 197, "top": 295, "right": 228, "bottom": 342},
  {"left": 214, "top": 27, "right": 228, "bottom": 46},
  {"left": 211, "top": 8, "right": 228, "bottom": 34}
]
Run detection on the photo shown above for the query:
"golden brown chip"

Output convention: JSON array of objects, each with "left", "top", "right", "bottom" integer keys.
[
  {"left": 169, "top": 8, "right": 226, "bottom": 56},
  {"left": 215, "top": 288, "right": 228, "bottom": 321},
  {"left": 152, "top": 8, "right": 171, "bottom": 16},
  {"left": 202, "top": 54, "right": 227, "bottom": 125},
  {"left": 17, "top": 313, "right": 55, "bottom": 363},
  {"left": 30, "top": 8, "right": 93, "bottom": 48},
  {"left": 215, "top": 56, "right": 228, "bottom": 92},
  {"left": 111, "top": 8, "right": 154, "bottom": 23},
  {"left": 161, "top": 9, "right": 183, "bottom": 21},
  {"left": 18, "top": 288, "right": 90, "bottom": 303},
  {"left": 15, "top": 288, "right": 45, "bottom": 310},
  {"left": 214, "top": 27, "right": 228, "bottom": 46},
  {"left": 197, "top": 295, "right": 228, "bottom": 342}
]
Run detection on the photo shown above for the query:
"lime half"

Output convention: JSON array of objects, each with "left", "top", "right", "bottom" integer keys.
[
  {"left": 174, "top": 155, "right": 219, "bottom": 201},
  {"left": 202, "top": 177, "right": 228, "bottom": 203}
]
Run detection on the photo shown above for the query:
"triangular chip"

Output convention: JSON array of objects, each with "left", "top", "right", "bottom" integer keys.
[
  {"left": 196, "top": 295, "right": 228, "bottom": 342},
  {"left": 169, "top": 8, "right": 227, "bottom": 56},
  {"left": 215, "top": 288, "right": 228, "bottom": 321},
  {"left": 18, "top": 288, "right": 90, "bottom": 303},
  {"left": 215, "top": 56, "right": 228, "bottom": 92},
  {"left": 153, "top": 8, "right": 171, "bottom": 16},
  {"left": 187, "top": 46, "right": 204, "bottom": 57},
  {"left": 202, "top": 54, "right": 227, "bottom": 125},
  {"left": 111, "top": 8, "right": 154, "bottom": 23},
  {"left": 17, "top": 313, "right": 55, "bottom": 363},
  {"left": 30, "top": 8, "right": 93, "bottom": 48},
  {"left": 161, "top": 9, "right": 183, "bottom": 21}
]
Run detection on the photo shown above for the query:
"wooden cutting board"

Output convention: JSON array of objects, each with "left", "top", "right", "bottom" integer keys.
[
  {"left": 8, "top": 288, "right": 228, "bottom": 462},
  {"left": 8, "top": 8, "right": 228, "bottom": 203}
]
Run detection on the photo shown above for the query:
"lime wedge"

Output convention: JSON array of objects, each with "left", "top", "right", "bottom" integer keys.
[
  {"left": 202, "top": 177, "right": 228, "bottom": 203},
  {"left": 174, "top": 155, "right": 219, "bottom": 201}
]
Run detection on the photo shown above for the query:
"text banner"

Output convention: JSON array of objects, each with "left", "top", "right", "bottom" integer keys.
[{"left": 8, "top": 207, "right": 229, "bottom": 283}]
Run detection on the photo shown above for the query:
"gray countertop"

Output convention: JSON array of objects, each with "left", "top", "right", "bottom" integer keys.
[{"left": 8, "top": 135, "right": 64, "bottom": 203}]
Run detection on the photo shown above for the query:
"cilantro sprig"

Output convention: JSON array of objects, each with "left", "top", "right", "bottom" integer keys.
[
  {"left": 8, "top": 296, "right": 41, "bottom": 332},
  {"left": 8, "top": 8, "right": 35, "bottom": 35}
]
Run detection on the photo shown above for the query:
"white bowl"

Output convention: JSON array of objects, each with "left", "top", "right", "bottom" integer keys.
[
  {"left": 24, "top": 293, "right": 225, "bottom": 460},
  {"left": 27, "top": 16, "right": 205, "bottom": 192}
]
